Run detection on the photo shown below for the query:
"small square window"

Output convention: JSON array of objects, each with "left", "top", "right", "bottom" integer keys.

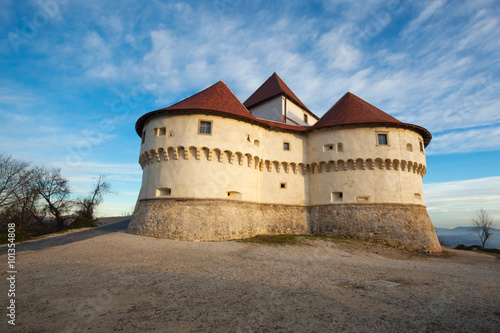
[
  {"left": 199, "top": 121, "right": 212, "bottom": 135},
  {"left": 159, "top": 127, "right": 166, "bottom": 136},
  {"left": 280, "top": 182, "right": 287, "bottom": 189},
  {"left": 331, "top": 192, "right": 343, "bottom": 202},
  {"left": 283, "top": 142, "right": 290, "bottom": 151},
  {"left": 378, "top": 134, "right": 388, "bottom": 145}
]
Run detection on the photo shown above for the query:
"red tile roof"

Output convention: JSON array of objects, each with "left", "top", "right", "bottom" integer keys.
[
  {"left": 312, "top": 92, "right": 401, "bottom": 129},
  {"left": 164, "top": 81, "right": 254, "bottom": 118},
  {"left": 244, "top": 72, "right": 317, "bottom": 118},
  {"left": 311, "top": 92, "right": 431, "bottom": 146},
  {"left": 136, "top": 81, "right": 257, "bottom": 136},
  {"left": 135, "top": 81, "right": 431, "bottom": 146}
]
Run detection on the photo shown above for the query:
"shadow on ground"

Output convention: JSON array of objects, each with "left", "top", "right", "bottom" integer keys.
[{"left": 0, "top": 219, "right": 130, "bottom": 254}]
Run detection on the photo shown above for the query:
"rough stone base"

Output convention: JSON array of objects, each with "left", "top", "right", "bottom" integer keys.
[
  {"left": 128, "top": 199, "right": 307, "bottom": 241},
  {"left": 128, "top": 199, "right": 441, "bottom": 252},
  {"left": 309, "top": 204, "right": 441, "bottom": 252}
]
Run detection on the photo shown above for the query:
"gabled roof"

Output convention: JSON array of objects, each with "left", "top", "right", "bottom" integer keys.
[
  {"left": 135, "top": 81, "right": 256, "bottom": 136},
  {"left": 312, "top": 92, "right": 431, "bottom": 146},
  {"left": 244, "top": 72, "right": 317, "bottom": 118}
]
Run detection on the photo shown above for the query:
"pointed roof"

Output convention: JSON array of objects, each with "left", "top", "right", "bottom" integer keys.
[
  {"left": 312, "top": 92, "right": 431, "bottom": 146},
  {"left": 312, "top": 92, "right": 401, "bottom": 128},
  {"left": 244, "top": 72, "right": 315, "bottom": 116},
  {"left": 135, "top": 81, "right": 256, "bottom": 136},
  {"left": 164, "top": 81, "right": 253, "bottom": 118}
]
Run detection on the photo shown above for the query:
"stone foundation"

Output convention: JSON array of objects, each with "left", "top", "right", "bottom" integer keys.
[
  {"left": 128, "top": 199, "right": 441, "bottom": 252},
  {"left": 128, "top": 199, "right": 307, "bottom": 241},
  {"left": 309, "top": 204, "right": 441, "bottom": 252}
]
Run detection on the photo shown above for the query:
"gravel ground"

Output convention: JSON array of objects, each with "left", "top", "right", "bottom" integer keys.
[{"left": 1, "top": 218, "right": 499, "bottom": 332}]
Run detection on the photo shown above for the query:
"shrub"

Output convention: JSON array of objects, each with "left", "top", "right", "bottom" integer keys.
[
  {"left": 68, "top": 217, "right": 97, "bottom": 230},
  {"left": 0, "top": 226, "right": 31, "bottom": 244}
]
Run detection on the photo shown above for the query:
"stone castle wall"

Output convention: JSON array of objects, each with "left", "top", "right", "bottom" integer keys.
[
  {"left": 128, "top": 199, "right": 441, "bottom": 252},
  {"left": 309, "top": 204, "right": 441, "bottom": 252}
]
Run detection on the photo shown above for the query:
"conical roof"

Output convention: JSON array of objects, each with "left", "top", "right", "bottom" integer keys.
[
  {"left": 135, "top": 81, "right": 255, "bottom": 136},
  {"left": 243, "top": 72, "right": 312, "bottom": 114},
  {"left": 312, "top": 92, "right": 401, "bottom": 129},
  {"left": 163, "top": 81, "right": 253, "bottom": 117},
  {"left": 312, "top": 92, "right": 431, "bottom": 146}
]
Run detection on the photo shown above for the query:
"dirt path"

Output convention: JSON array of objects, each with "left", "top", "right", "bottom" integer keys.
[{"left": 1, "top": 221, "right": 499, "bottom": 332}]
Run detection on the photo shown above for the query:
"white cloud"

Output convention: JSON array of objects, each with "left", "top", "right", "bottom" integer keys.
[
  {"left": 427, "top": 126, "right": 500, "bottom": 155},
  {"left": 424, "top": 176, "right": 500, "bottom": 227},
  {"left": 402, "top": 0, "right": 447, "bottom": 37}
]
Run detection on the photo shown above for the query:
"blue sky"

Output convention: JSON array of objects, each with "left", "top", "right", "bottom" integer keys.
[{"left": 1, "top": 0, "right": 499, "bottom": 227}]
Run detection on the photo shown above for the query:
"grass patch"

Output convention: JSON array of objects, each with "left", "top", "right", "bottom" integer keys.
[
  {"left": 238, "top": 234, "right": 302, "bottom": 245},
  {"left": 455, "top": 244, "right": 500, "bottom": 259},
  {"left": 237, "top": 234, "right": 361, "bottom": 246}
]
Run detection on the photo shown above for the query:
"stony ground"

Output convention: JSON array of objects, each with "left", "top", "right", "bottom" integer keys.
[{"left": 1, "top": 218, "right": 499, "bottom": 332}]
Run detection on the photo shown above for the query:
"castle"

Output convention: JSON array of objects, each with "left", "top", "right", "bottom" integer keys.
[{"left": 128, "top": 73, "right": 441, "bottom": 252}]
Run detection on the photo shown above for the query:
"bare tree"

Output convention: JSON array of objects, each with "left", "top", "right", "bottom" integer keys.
[
  {"left": 34, "top": 167, "right": 72, "bottom": 230},
  {"left": 0, "top": 153, "right": 32, "bottom": 208},
  {"left": 471, "top": 208, "right": 495, "bottom": 249},
  {"left": 75, "top": 175, "right": 111, "bottom": 221}
]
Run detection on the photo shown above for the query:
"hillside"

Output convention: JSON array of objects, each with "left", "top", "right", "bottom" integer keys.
[{"left": 435, "top": 227, "right": 500, "bottom": 248}]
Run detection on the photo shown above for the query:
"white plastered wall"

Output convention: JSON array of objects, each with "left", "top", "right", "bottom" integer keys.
[{"left": 307, "top": 126, "right": 427, "bottom": 206}]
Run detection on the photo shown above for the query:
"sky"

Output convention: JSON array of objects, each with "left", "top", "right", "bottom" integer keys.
[{"left": 1, "top": 0, "right": 499, "bottom": 227}]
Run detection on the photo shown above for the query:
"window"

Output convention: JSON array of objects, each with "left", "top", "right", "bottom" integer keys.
[
  {"left": 331, "top": 192, "right": 343, "bottom": 202},
  {"left": 159, "top": 127, "right": 166, "bottom": 136},
  {"left": 283, "top": 142, "right": 290, "bottom": 151},
  {"left": 141, "top": 131, "right": 146, "bottom": 144},
  {"left": 407, "top": 143, "right": 413, "bottom": 152},
  {"left": 357, "top": 196, "right": 369, "bottom": 202},
  {"left": 226, "top": 191, "right": 242, "bottom": 200},
  {"left": 378, "top": 133, "right": 388, "bottom": 145},
  {"left": 303, "top": 113, "right": 308, "bottom": 124},
  {"left": 419, "top": 141, "right": 424, "bottom": 153},
  {"left": 153, "top": 128, "right": 158, "bottom": 136},
  {"left": 323, "top": 144, "right": 335, "bottom": 152},
  {"left": 280, "top": 182, "right": 287, "bottom": 189},
  {"left": 156, "top": 188, "right": 171, "bottom": 197},
  {"left": 254, "top": 139, "right": 260, "bottom": 147},
  {"left": 414, "top": 193, "right": 422, "bottom": 200},
  {"left": 199, "top": 120, "right": 212, "bottom": 135},
  {"left": 337, "top": 143, "right": 343, "bottom": 152}
]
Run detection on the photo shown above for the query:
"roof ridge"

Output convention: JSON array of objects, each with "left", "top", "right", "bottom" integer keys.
[
  {"left": 312, "top": 91, "right": 401, "bottom": 130},
  {"left": 243, "top": 73, "right": 313, "bottom": 115}
]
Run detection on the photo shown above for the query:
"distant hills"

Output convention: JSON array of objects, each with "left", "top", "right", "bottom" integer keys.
[{"left": 435, "top": 227, "right": 500, "bottom": 248}]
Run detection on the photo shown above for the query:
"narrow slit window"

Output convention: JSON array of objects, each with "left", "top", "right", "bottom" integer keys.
[
  {"left": 419, "top": 141, "right": 424, "bottom": 153},
  {"left": 303, "top": 113, "right": 308, "bottom": 124},
  {"left": 156, "top": 188, "right": 171, "bottom": 197},
  {"left": 142, "top": 131, "right": 146, "bottom": 144}
]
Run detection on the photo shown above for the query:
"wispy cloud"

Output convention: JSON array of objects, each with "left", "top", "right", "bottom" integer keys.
[{"left": 424, "top": 176, "right": 500, "bottom": 227}]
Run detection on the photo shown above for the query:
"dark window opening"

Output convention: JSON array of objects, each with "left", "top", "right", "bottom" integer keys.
[
  {"left": 199, "top": 121, "right": 212, "bottom": 135},
  {"left": 378, "top": 134, "right": 388, "bottom": 145}
]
